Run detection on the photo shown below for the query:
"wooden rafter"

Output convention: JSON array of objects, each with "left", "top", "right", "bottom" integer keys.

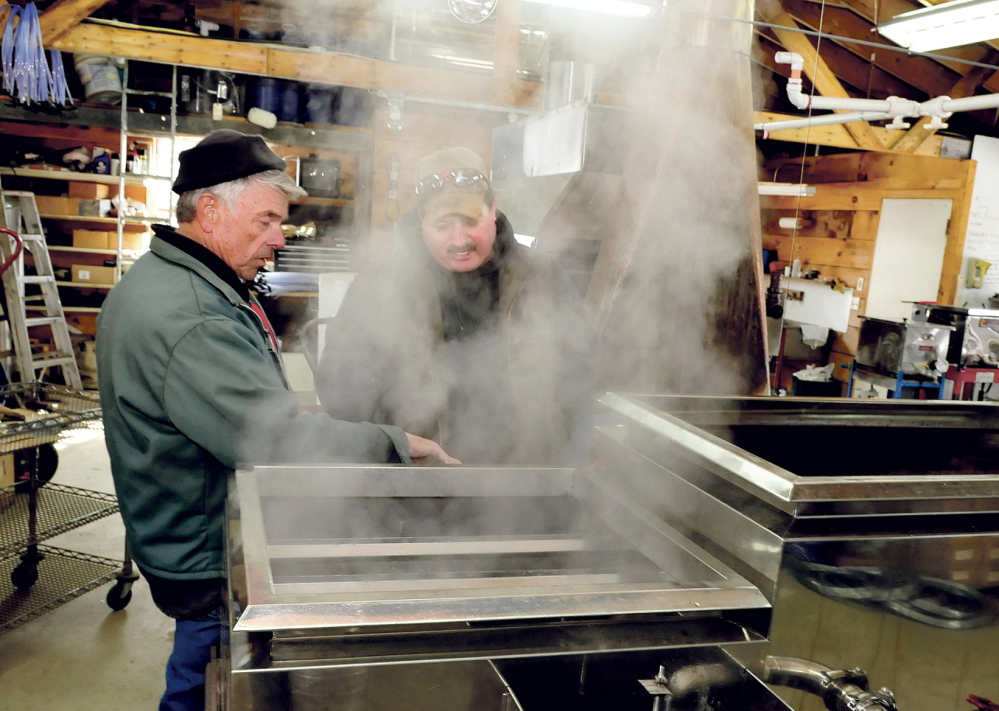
[
  {"left": 39, "top": 0, "right": 113, "bottom": 46},
  {"left": 755, "top": 110, "right": 945, "bottom": 154},
  {"left": 782, "top": 0, "right": 999, "bottom": 129},
  {"left": 761, "top": 8, "right": 884, "bottom": 151},
  {"left": 831, "top": 0, "right": 999, "bottom": 94}
]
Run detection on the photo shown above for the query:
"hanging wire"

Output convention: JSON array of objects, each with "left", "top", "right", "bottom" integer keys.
[
  {"left": 784, "top": 0, "right": 830, "bottom": 286},
  {"left": 0, "top": 2, "right": 74, "bottom": 107}
]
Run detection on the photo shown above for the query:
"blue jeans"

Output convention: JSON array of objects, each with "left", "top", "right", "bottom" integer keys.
[{"left": 160, "top": 604, "right": 224, "bottom": 711}]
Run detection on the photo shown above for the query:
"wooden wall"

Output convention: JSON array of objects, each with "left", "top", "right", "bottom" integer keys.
[{"left": 762, "top": 152, "right": 977, "bottom": 386}]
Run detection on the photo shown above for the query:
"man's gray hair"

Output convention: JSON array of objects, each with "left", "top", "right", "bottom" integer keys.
[{"left": 175, "top": 169, "right": 307, "bottom": 223}]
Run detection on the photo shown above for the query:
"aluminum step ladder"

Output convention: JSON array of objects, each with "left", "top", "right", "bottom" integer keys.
[{"left": 0, "top": 191, "right": 82, "bottom": 388}]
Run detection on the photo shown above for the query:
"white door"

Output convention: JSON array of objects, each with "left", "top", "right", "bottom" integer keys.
[{"left": 866, "top": 198, "right": 952, "bottom": 321}]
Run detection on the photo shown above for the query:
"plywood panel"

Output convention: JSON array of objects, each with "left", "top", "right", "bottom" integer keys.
[
  {"left": 763, "top": 211, "right": 853, "bottom": 240},
  {"left": 940, "top": 161, "right": 978, "bottom": 305},
  {"left": 760, "top": 190, "right": 884, "bottom": 211},
  {"left": 791, "top": 236, "right": 875, "bottom": 270},
  {"left": 830, "top": 325, "right": 860, "bottom": 355},
  {"left": 808, "top": 265, "right": 870, "bottom": 294},
  {"left": 851, "top": 210, "right": 881, "bottom": 240},
  {"left": 859, "top": 152, "right": 973, "bottom": 185}
]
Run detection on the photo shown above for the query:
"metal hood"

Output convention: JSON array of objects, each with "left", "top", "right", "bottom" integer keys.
[
  {"left": 491, "top": 101, "right": 631, "bottom": 293},
  {"left": 491, "top": 101, "right": 631, "bottom": 236},
  {"left": 489, "top": 0, "right": 768, "bottom": 397}
]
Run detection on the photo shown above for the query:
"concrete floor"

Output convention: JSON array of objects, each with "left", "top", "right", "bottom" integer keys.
[{"left": 0, "top": 426, "right": 173, "bottom": 710}]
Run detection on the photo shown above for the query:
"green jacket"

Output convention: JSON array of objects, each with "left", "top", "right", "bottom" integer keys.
[{"left": 97, "top": 227, "right": 409, "bottom": 580}]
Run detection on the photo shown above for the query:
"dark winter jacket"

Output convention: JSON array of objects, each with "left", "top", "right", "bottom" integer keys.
[
  {"left": 97, "top": 225, "right": 409, "bottom": 581},
  {"left": 316, "top": 210, "right": 595, "bottom": 465}
]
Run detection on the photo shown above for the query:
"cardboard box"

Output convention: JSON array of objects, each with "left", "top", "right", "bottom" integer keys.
[
  {"left": 76, "top": 199, "right": 112, "bottom": 217},
  {"left": 0, "top": 453, "right": 14, "bottom": 509},
  {"left": 108, "top": 184, "right": 148, "bottom": 203},
  {"left": 68, "top": 182, "right": 110, "bottom": 199},
  {"left": 72, "top": 264, "right": 116, "bottom": 285},
  {"left": 72, "top": 229, "right": 112, "bottom": 250},
  {"left": 34, "top": 195, "right": 69, "bottom": 215},
  {"left": 120, "top": 232, "right": 146, "bottom": 251},
  {"left": 0, "top": 453, "right": 14, "bottom": 488}
]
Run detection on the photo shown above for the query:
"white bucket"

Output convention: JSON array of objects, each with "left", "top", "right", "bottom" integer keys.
[{"left": 74, "top": 54, "right": 122, "bottom": 105}]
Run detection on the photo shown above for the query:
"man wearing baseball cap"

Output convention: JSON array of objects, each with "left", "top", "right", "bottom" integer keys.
[
  {"left": 317, "top": 146, "right": 595, "bottom": 465},
  {"left": 97, "top": 129, "right": 456, "bottom": 711}
]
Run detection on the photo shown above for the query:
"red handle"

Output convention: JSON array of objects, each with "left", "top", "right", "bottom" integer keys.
[{"left": 0, "top": 227, "right": 24, "bottom": 277}]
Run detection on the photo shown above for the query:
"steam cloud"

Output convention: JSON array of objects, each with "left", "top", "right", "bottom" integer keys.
[{"left": 243, "top": 0, "right": 766, "bottom": 631}]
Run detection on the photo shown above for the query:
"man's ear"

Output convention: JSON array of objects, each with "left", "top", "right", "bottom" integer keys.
[{"left": 196, "top": 193, "right": 218, "bottom": 232}]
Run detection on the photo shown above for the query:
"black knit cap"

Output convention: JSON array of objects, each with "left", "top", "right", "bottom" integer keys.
[{"left": 172, "top": 129, "right": 287, "bottom": 194}]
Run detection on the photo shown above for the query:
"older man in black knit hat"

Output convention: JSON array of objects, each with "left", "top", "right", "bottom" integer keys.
[{"left": 97, "top": 129, "right": 455, "bottom": 711}]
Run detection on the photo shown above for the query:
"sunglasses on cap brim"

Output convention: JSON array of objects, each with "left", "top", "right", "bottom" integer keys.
[{"left": 415, "top": 169, "right": 488, "bottom": 199}]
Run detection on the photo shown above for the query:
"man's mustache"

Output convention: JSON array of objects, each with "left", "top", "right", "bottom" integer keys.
[{"left": 446, "top": 243, "right": 476, "bottom": 254}]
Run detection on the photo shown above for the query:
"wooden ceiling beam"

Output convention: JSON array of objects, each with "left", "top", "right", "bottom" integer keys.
[
  {"left": 755, "top": 110, "right": 944, "bottom": 154},
  {"left": 783, "top": 1, "right": 963, "bottom": 97},
  {"left": 827, "top": 0, "right": 999, "bottom": 94},
  {"left": 40, "top": 0, "right": 114, "bottom": 46},
  {"left": 760, "top": 8, "right": 884, "bottom": 150},
  {"left": 780, "top": 1, "right": 999, "bottom": 128},
  {"left": 50, "top": 22, "right": 539, "bottom": 107}
]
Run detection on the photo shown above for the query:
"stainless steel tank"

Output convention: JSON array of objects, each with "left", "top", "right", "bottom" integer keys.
[
  {"left": 596, "top": 393, "right": 999, "bottom": 711},
  {"left": 222, "top": 463, "right": 783, "bottom": 710}
]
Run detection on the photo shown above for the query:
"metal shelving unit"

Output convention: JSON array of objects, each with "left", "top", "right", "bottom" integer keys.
[{"left": 0, "top": 382, "right": 133, "bottom": 635}]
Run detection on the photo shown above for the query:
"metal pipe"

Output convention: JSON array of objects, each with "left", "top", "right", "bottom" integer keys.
[
  {"left": 762, "top": 656, "right": 898, "bottom": 711},
  {"left": 763, "top": 656, "right": 835, "bottom": 694},
  {"left": 374, "top": 89, "right": 537, "bottom": 116}
]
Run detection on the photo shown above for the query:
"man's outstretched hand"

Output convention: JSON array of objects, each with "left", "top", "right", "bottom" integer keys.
[{"left": 406, "top": 433, "right": 461, "bottom": 464}]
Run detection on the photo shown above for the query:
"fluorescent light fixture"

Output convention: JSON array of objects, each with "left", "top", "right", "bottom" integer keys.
[
  {"left": 427, "top": 53, "right": 495, "bottom": 70},
  {"left": 514, "top": 233, "right": 537, "bottom": 247},
  {"left": 878, "top": 0, "right": 999, "bottom": 52},
  {"left": 522, "top": 0, "right": 656, "bottom": 18},
  {"left": 758, "top": 182, "right": 817, "bottom": 197}
]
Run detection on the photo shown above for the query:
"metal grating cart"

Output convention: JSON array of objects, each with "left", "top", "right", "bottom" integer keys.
[{"left": 0, "top": 382, "right": 135, "bottom": 634}]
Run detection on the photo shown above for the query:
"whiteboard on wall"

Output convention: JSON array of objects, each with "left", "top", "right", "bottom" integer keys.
[
  {"left": 866, "top": 198, "right": 952, "bottom": 322},
  {"left": 960, "top": 135, "right": 999, "bottom": 307}
]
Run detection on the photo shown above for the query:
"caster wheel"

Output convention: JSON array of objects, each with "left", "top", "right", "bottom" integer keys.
[
  {"left": 106, "top": 580, "right": 133, "bottom": 611},
  {"left": 11, "top": 562, "right": 38, "bottom": 590},
  {"left": 13, "top": 443, "right": 59, "bottom": 493}
]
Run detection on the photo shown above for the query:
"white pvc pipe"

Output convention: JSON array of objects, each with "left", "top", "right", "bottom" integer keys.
[
  {"left": 755, "top": 111, "right": 892, "bottom": 132},
  {"left": 809, "top": 95, "right": 894, "bottom": 112},
  {"left": 942, "top": 93, "right": 999, "bottom": 112},
  {"left": 774, "top": 52, "right": 803, "bottom": 72}
]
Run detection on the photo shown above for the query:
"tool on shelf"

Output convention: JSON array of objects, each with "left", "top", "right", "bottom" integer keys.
[{"left": 0, "top": 191, "right": 82, "bottom": 388}]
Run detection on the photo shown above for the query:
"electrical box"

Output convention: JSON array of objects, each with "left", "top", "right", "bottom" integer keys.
[{"left": 967, "top": 257, "right": 992, "bottom": 289}]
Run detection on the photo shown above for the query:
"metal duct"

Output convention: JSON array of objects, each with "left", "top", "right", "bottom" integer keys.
[{"left": 492, "top": 0, "right": 768, "bottom": 395}]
